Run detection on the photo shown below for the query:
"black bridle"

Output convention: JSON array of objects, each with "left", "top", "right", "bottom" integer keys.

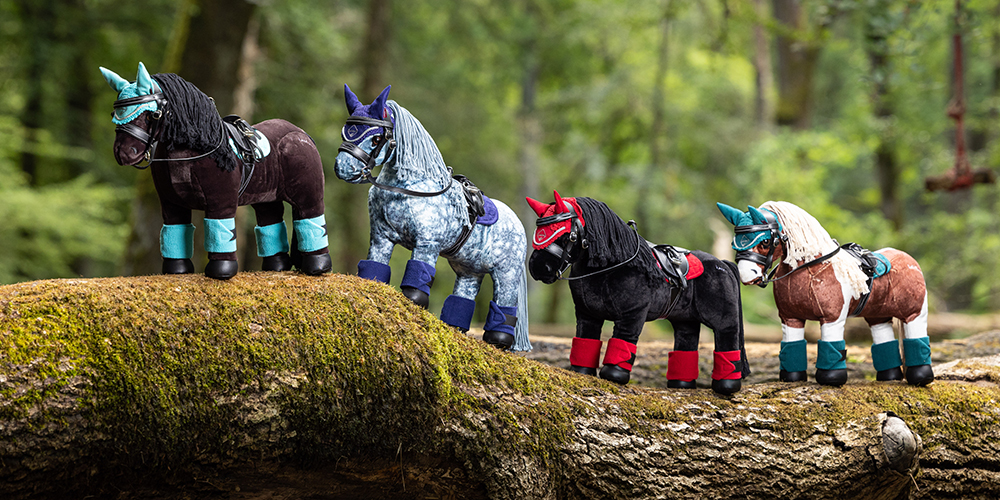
[
  {"left": 338, "top": 115, "right": 452, "bottom": 197},
  {"left": 536, "top": 209, "right": 643, "bottom": 282},
  {"left": 112, "top": 91, "right": 224, "bottom": 169},
  {"left": 734, "top": 212, "right": 840, "bottom": 287}
]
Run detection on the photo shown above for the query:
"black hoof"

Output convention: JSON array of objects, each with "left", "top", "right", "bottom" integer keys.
[
  {"left": 877, "top": 366, "right": 904, "bottom": 381},
  {"left": 667, "top": 380, "right": 697, "bottom": 389},
  {"left": 905, "top": 364, "right": 934, "bottom": 386},
  {"left": 162, "top": 258, "right": 194, "bottom": 274},
  {"left": 712, "top": 378, "right": 742, "bottom": 395},
  {"left": 401, "top": 286, "right": 430, "bottom": 309},
  {"left": 815, "top": 368, "right": 848, "bottom": 386},
  {"left": 205, "top": 259, "right": 238, "bottom": 280},
  {"left": 482, "top": 330, "right": 514, "bottom": 350},
  {"left": 262, "top": 252, "right": 292, "bottom": 272},
  {"left": 569, "top": 365, "right": 597, "bottom": 376},
  {"left": 298, "top": 253, "right": 332, "bottom": 276},
  {"left": 780, "top": 370, "right": 807, "bottom": 382},
  {"left": 599, "top": 364, "right": 631, "bottom": 385}
]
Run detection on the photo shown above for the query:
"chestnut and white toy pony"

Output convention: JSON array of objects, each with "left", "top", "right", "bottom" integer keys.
[{"left": 717, "top": 201, "right": 933, "bottom": 386}]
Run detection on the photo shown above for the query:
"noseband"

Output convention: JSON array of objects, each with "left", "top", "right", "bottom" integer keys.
[
  {"left": 112, "top": 92, "right": 224, "bottom": 169},
  {"left": 734, "top": 211, "right": 840, "bottom": 287},
  {"left": 338, "top": 115, "right": 453, "bottom": 197}
]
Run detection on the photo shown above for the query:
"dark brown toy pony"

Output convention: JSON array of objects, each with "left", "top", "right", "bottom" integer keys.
[{"left": 101, "top": 62, "right": 331, "bottom": 279}]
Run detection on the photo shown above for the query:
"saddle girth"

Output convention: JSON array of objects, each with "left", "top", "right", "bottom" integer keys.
[
  {"left": 222, "top": 114, "right": 263, "bottom": 197},
  {"left": 840, "top": 242, "right": 880, "bottom": 316},
  {"left": 440, "top": 174, "right": 487, "bottom": 258}
]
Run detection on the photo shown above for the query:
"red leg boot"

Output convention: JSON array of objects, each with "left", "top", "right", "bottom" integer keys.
[
  {"left": 599, "top": 338, "right": 636, "bottom": 385},
  {"left": 667, "top": 350, "right": 699, "bottom": 389},
  {"left": 712, "top": 350, "right": 743, "bottom": 395},
  {"left": 569, "top": 337, "right": 602, "bottom": 376}
]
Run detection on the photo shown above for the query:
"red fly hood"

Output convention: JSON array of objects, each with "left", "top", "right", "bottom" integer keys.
[{"left": 526, "top": 190, "right": 585, "bottom": 250}]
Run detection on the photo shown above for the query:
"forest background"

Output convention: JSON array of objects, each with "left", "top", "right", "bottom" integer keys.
[{"left": 3, "top": 0, "right": 1000, "bottom": 333}]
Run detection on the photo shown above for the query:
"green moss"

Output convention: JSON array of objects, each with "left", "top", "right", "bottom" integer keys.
[{"left": 3, "top": 274, "right": 1000, "bottom": 475}]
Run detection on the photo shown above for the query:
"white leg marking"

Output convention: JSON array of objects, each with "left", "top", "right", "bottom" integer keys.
[
  {"left": 870, "top": 322, "right": 896, "bottom": 345},
  {"left": 820, "top": 277, "right": 853, "bottom": 342},
  {"left": 903, "top": 292, "right": 929, "bottom": 339},
  {"left": 782, "top": 324, "right": 806, "bottom": 342}
]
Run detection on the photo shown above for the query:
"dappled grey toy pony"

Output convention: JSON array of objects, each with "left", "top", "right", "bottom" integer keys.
[
  {"left": 335, "top": 85, "right": 530, "bottom": 351},
  {"left": 100, "top": 62, "right": 331, "bottom": 279}
]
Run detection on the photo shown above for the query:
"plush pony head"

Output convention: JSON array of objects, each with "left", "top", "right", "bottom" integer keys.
[
  {"left": 526, "top": 191, "right": 585, "bottom": 250},
  {"left": 336, "top": 84, "right": 398, "bottom": 183},
  {"left": 716, "top": 202, "right": 783, "bottom": 251},
  {"left": 100, "top": 62, "right": 162, "bottom": 125}
]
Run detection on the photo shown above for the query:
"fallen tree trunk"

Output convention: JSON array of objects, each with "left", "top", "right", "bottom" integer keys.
[{"left": 1, "top": 274, "right": 999, "bottom": 499}]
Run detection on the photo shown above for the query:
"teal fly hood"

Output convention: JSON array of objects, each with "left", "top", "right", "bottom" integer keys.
[
  {"left": 716, "top": 202, "right": 783, "bottom": 251},
  {"left": 100, "top": 62, "right": 161, "bottom": 125}
]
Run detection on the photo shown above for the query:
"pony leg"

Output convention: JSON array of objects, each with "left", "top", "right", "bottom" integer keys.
[
  {"left": 599, "top": 314, "right": 645, "bottom": 385},
  {"left": 160, "top": 201, "right": 194, "bottom": 274},
  {"left": 203, "top": 216, "right": 239, "bottom": 280},
  {"left": 817, "top": 319, "right": 849, "bottom": 387},
  {"left": 252, "top": 201, "right": 290, "bottom": 272},
  {"left": 291, "top": 215, "right": 332, "bottom": 276},
  {"left": 358, "top": 232, "right": 395, "bottom": 283},
  {"left": 667, "top": 320, "right": 700, "bottom": 389},
  {"left": 568, "top": 312, "right": 604, "bottom": 376},
  {"left": 440, "top": 275, "right": 483, "bottom": 332},
  {"left": 902, "top": 293, "right": 934, "bottom": 386},
  {"left": 483, "top": 263, "right": 531, "bottom": 352},
  {"left": 868, "top": 320, "right": 903, "bottom": 381},
  {"left": 779, "top": 322, "right": 808, "bottom": 382}
]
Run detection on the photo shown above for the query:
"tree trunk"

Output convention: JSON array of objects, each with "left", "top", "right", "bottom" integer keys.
[
  {"left": 121, "top": 0, "right": 257, "bottom": 276},
  {"left": 771, "top": 0, "right": 820, "bottom": 129},
  {"left": 866, "top": 1, "right": 903, "bottom": 230},
  {"left": 753, "top": 0, "right": 774, "bottom": 128},
  {"left": 2, "top": 275, "right": 1000, "bottom": 499},
  {"left": 637, "top": 0, "right": 673, "bottom": 235}
]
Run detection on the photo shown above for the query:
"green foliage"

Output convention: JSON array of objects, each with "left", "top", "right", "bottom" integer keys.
[{"left": 4, "top": 0, "right": 1000, "bottom": 316}]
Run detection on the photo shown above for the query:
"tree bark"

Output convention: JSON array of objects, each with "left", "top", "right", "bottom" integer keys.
[
  {"left": 2, "top": 275, "right": 1000, "bottom": 499},
  {"left": 771, "top": 0, "right": 820, "bottom": 129},
  {"left": 753, "top": 0, "right": 774, "bottom": 128}
]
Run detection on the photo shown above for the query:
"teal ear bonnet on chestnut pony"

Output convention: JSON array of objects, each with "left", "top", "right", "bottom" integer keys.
[
  {"left": 100, "top": 62, "right": 160, "bottom": 125},
  {"left": 716, "top": 203, "right": 783, "bottom": 251}
]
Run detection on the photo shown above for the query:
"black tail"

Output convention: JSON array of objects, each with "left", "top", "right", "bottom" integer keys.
[{"left": 723, "top": 259, "right": 751, "bottom": 378}]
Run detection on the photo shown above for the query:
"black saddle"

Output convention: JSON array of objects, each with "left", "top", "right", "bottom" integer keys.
[
  {"left": 648, "top": 242, "right": 691, "bottom": 289},
  {"left": 222, "top": 114, "right": 262, "bottom": 165},
  {"left": 452, "top": 174, "right": 486, "bottom": 224},
  {"left": 839, "top": 242, "right": 879, "bottom": 316},
  {"left": 439, "top": 173, "right": 486, "bottom": 258}
]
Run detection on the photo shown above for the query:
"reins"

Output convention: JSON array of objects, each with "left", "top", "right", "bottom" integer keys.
[
  {"left": 557, "top": 220, "right": 643, "bottom": 282},
  {"left": 754, "top": 243, "right": 841, "bottom": 287}
]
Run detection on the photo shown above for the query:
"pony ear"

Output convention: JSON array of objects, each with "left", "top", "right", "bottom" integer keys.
[
  {"left": 525, "top": 197, "right": 550, "bottom": 217},
  {"left": 716, "top": 202, "right": 745, "bottom": 227},
  {"left": 747, "top": 205, "right": 769, "bottom": 224},
  {"left": 371, "top": 85, "right": 391, "bottom": 118},
  {"left": 135, "top": 62, "right": 154, "bottom": 95},
  {"left": 553, "top": 190, "right": 567, "bottom": 213},
  {"left": 100, "top": 66, "right": 129, "bottom": 93},
  {"left": 344, "top": 84, "right": 362, "bottom": 114}
]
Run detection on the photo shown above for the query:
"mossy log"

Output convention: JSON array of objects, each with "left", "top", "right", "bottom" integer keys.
[{"left": 2, "top": 274, "right": 1000, "bottom": 499}]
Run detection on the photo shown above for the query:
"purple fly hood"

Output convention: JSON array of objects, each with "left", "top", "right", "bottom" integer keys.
[{"left": 344, "top": 84, "right": 392, "bottom": 120}]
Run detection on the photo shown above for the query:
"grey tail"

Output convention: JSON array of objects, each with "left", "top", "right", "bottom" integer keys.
[
  {"left": 511, "top": 261, "right": 532, "bottom": 352},
  {"left": 724, "top": 259, "right": 751, "bottom": 378}
]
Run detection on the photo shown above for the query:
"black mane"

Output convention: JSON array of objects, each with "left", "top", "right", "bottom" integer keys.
[
  {"left": 575, "top": 197, "right": 660, "bottom": 282},
  {"left": 153, "top": 73, "right": 237, "bottom": 172}
]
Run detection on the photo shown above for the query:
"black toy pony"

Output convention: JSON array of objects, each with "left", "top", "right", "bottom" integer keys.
[
  {"left": 527, "top": 192, "right": 749, "bottom": 394},
  {"left": 100, "top": 62, "right": 331, "bottom": 279}
]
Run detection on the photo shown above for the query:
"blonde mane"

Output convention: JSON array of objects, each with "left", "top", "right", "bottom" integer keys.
[{"left": 760, "top": 201, "right": 870, "bottom": 299}]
